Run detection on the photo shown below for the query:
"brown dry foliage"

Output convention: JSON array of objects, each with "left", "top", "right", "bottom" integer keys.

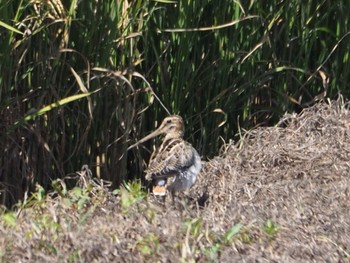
[{"left": 1, "top": 99, "right": 350, "bottom": 262}]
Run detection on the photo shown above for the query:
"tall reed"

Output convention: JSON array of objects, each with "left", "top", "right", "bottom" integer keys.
[{"left": 1, "top": 0, "right": 349, "bottom": 206}]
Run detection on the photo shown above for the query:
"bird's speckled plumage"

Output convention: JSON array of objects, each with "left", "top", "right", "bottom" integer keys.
[{"left": 128, "top": 115, "right": 201, "bottom": 199}]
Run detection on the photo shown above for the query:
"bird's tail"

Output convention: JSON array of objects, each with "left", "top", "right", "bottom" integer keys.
[{"left": 152, "top": 178, "right": 167, "bottom": 196}]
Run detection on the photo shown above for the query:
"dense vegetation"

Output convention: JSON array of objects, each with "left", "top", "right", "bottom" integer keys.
[{"left": 1, "top": 0, "right": 350, "bottom": 207}]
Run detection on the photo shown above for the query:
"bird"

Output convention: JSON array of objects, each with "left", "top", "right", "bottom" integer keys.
[{"left": 128, "top": 115, "right": 201, "bottom": 202}]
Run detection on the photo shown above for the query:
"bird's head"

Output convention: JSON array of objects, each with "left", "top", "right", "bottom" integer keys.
[{"left": 128, "top": 115, "right": 184, "bottom": 150}]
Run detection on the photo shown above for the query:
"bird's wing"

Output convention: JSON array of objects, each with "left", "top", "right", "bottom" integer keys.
[{"left": 145, "top": 138, "right": 195, "bottom": 181}]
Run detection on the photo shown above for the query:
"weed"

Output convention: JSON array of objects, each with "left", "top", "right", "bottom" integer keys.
[
  {"left": 223, "top": 223, "right": 243, "bottom": 244},
  {"left": 184, "top": 218, "right": 202, "bottom": 238},
  {"left": 118, "top": 180, "right": 147, "bottom": 213},
  {"left": 263, "top": 219, "right": 279, "bottom": 237},
  {"left": 1, "top": 212, "right": 16, "bottom": 227}
]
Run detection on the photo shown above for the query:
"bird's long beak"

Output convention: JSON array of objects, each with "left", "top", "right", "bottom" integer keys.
[{"left": 127, "top": 128, "right": 164, "bottom": 151}]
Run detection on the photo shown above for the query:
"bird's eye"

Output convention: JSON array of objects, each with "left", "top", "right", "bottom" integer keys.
[{"left": 166, "top": 119, "right": 172, "bottom": 124}]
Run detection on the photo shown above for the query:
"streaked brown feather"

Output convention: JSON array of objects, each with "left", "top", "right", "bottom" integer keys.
[{"left": 145, "top": 138, "right": 196, "bottom": 180}]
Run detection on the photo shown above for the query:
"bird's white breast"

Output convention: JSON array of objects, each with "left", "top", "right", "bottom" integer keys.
[{"left": 187, "top": 149, "right": 201, "bottom": 186}]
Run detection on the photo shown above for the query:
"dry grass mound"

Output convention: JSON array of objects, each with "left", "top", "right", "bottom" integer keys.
[
  {"left": 1, "top": 99, "right": 350, "bottom": 262},
  {"left": 193, "top": 98, "right": 350, "bottom": 261}
]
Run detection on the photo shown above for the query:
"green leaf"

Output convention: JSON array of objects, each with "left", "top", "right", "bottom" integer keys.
[
  {"left": 2, "top": 212, "right": 16, "bottom": 226},
  {"left": 224, "top": 224, "right": 243, "bottom": 243},
  {"left": 13, "top": 88, "right": 101, "bottom": 126},
  {"left": 0, "top": 20, "right": 23, "bottom": 35}
]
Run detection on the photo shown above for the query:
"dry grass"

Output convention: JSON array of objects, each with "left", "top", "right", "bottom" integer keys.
[{"left": 1, "top": 99, "right": 350, "bottom": 262}]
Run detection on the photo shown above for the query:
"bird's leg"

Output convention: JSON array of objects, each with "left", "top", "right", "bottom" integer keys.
[
  {"left": 160, "top": 194, "right": 166, "bottom": 206},
  {"left": 170, "top": 190, "right": 176, "bottom": 206},
  {"left": 170, "top": 191, "right": 185, "bottom": 211}
]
